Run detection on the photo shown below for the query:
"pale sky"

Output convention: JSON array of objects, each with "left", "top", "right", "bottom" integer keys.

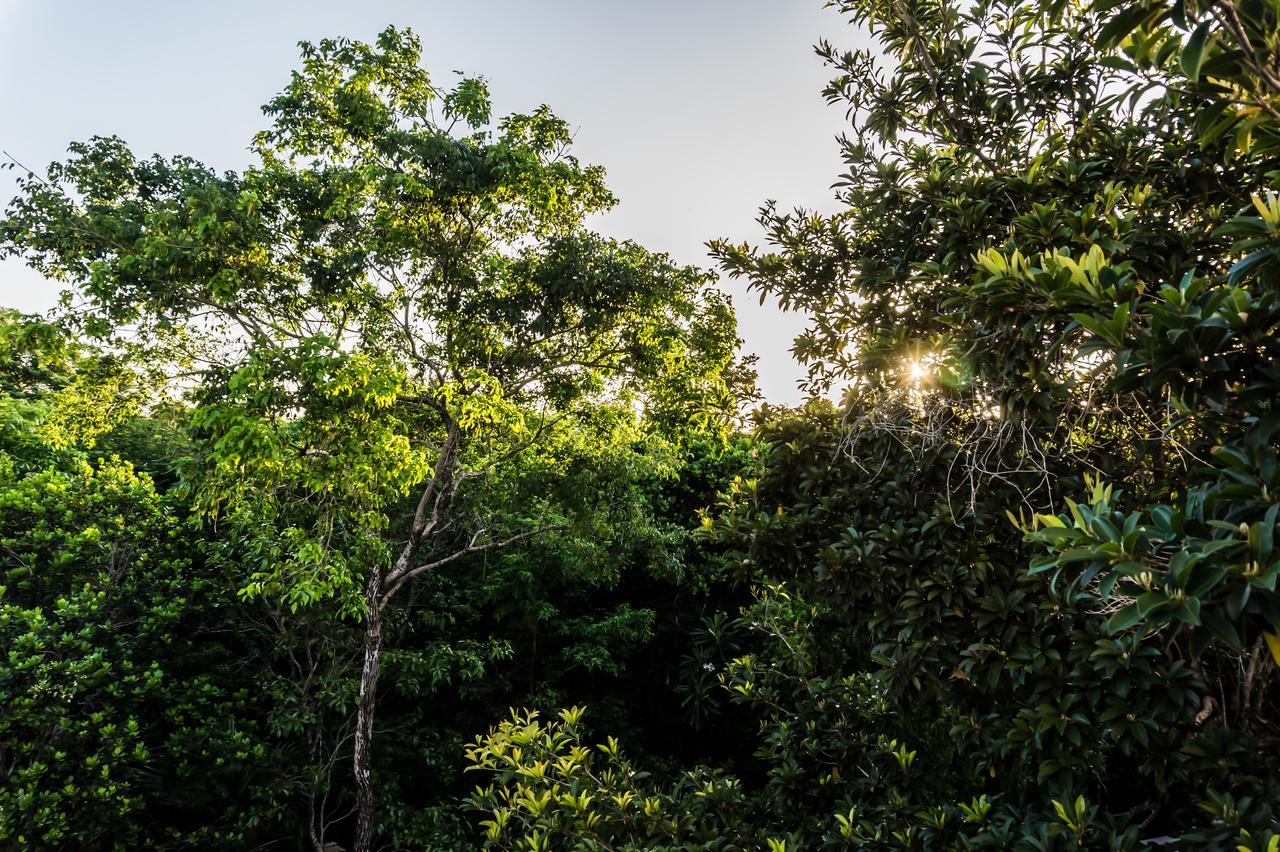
[{"left": 0, "top": 1, "right": 863, "bottom": 403}]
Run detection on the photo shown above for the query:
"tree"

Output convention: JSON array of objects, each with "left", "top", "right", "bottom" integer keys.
[
  {"left": 711, "top": 0, "right": 1279, "bottom": 707},
  {"left": 698, "top": 0, "right": 1280, "bottom": 840},
  {"left": 0, "top": 315, "right": 298, "bottom": 849},
  {"left": 464, "top": 0, "right": 1280, "bottom": 844},
  {"left": 1, "top": 27, "right": 744, "bottom": 849}
]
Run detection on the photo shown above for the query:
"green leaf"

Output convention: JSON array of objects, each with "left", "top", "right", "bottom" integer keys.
[
  {"left": 1201, "top": 608, "right": 1242, "bottom": 649},
  {"left": 1098, "top": 4, "right": 1154, "bottom": 48},
  {"left": 1107, "top": 604, "right": 1144, "bottom": 633},
  {"left": 1247, "top": 412, "right": 1280, "bottom": 452},
  {"left": 1180, "top": 21, "right": 1213, "bottom": 82}
]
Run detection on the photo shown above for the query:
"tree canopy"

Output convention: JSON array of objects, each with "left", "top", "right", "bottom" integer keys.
[{"left": 3, "top": 2, "right": 1280, "bottom": 849}]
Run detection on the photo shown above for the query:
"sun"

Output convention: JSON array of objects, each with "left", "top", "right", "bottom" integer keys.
[{"left": 903, "top": 355, "right": 934, "bottom": 385}]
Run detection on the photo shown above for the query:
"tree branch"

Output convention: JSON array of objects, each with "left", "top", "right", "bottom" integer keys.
[{"left": 379, "top": 524, "right": 558, "bottom": 607}]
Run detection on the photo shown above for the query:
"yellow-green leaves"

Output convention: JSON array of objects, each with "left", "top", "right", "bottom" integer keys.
[
  {"left": 464, "top": 706, "right": 765, "bottom": 848},
  {"left": 1265, "top": 631, "right": 1280, "bottom": 666},
  {"left": 39, "top": 362, "right": 142, "bottom": 451}
]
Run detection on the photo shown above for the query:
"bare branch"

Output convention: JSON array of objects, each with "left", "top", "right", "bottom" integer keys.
[{"left": 379, "top": 524, "right": 559, "bottom": 607}]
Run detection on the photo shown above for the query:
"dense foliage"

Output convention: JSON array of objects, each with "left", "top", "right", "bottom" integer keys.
[{"left": 3, "top": 0, "right": 1280, "bottom": 847}]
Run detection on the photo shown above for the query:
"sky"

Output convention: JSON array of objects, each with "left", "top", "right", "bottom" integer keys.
[{"left": 0, "top": 0, "right": 863, "bottom": 403}]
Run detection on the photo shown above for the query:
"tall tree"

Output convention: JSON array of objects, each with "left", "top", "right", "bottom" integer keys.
[
  {"left": 1, "top": 27, "right": 743, "bottom": 849},
  {"left": 711, "top": 0, "right": 1280, "bottom": 663}
]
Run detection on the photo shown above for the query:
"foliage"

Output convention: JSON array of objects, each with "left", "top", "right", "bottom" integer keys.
[
  {"left": 0, "top": 312, "right": 747, "bottom": 850},
  {"left": 4, "top": 0, "right": 1280, "bottom": 847},
  {"left": 1, "top": 25, "right": 746, "bottom": 850},
  {"left": 477, "top": 0, "right": 1280, "bottom": 844},
  {"left": 465, "top": 707, "right": 764, "bottom": 851},
  {"left": 0, "top": 417, "right": 291, "bottom": 848}
]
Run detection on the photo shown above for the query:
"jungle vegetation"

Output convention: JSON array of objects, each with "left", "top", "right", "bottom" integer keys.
[{"left": 1, "top": 0, "right": 1279, "bottom": 847}]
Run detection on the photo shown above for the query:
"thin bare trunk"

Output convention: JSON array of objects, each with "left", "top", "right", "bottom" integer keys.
[
  {"left": 307, "top": 791, "right": 325, "bottom": 852},
  {"left": 351, "top": 424, "right": 460, "bottom": 851},
  {"left": 353, "top": 564, "right": 385, "bottom": 852},
  {"left": 347, "top": 423, "right": 551, "bottom": 846}
]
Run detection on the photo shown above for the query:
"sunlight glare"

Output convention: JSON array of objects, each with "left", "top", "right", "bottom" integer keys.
[{"left": 903, "top": 354, "right": 934, "bottom": 386}]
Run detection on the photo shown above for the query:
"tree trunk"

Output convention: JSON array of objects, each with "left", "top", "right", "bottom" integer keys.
[
  {"left": 352, "top": 564, "right": 385, "bottom": 852},
  {"left": 352, "top": 422, "right": 458, "bottom": 851}
]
